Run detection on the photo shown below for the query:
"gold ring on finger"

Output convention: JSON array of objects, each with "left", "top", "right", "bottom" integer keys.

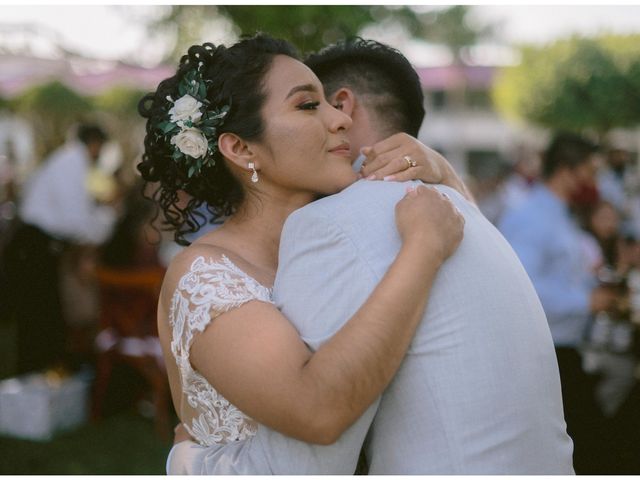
[{"left": 403, "top": 155, "right": 417, "bottom": 169}]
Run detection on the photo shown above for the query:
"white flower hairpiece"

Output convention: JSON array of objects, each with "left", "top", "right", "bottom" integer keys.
[
  {"left": 155, "top": 66, "right": 230, "bottom": 178},
  {"left": 169, "top": 95, "right": 203, "bottom": 125}
]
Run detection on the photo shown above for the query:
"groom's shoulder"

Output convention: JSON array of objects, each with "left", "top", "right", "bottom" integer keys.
[{"left": 291, "top": 180, "right": 408, "bottom": 222}]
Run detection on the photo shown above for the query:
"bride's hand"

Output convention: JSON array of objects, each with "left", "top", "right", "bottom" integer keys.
[
  {"left": 360, "top": 133, "right": 445, "bottom": 183},
  {"left": 395, "top": 185, "right": 465, "bottom": 264},
  {"left": 360, "top": 133, "right": 476, "bottom": 204}
]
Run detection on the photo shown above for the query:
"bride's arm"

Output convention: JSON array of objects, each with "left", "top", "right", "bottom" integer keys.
[{"left": 176, "top": 186, "right": 463, "bottom": 445}]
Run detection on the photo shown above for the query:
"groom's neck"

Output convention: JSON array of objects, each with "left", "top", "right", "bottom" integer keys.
[{"left": 349, "top": 103, "right": 396, "bottom": 157}]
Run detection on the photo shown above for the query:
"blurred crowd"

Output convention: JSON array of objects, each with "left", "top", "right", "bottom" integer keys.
[
  {"left": 1, "top": 121, "right": 640, "bottom": 472},
  {"left": 476, "top": 132, "right": 640, "bottom": 474},
  {"left": 0, "top": 122, "right": 174, "bottom": 436}
]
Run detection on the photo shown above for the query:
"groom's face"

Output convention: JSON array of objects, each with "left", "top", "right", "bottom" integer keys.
[{"left": 325, "top": 89, "right": 380, "bottom": 165}]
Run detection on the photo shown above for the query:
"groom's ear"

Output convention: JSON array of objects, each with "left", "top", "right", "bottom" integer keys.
[
  {"left": 330, "top": 88, "right": 356, "bottom": 118},
  {"left": 218, "top": 132, "right": 258, "bottom": 171}
]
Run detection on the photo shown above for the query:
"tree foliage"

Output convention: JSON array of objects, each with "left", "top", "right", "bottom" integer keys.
[
  {"left": 0, "top": 95, "right": 10, "bottom": 112},
  {"left": 493, "top": 35, "right": 640, "bottom": 137},
  {"left": 14, "top": 81, "right": 93, "bottom": 159},
  {"left": 220, "top": 5, "right": 385, "bottom": 54},
  {"left": 150, "top": 5, "right": 495, "bottom": 62},
  {"left": 92, "top": 86, "right": 148, "bottom": 183},
  {"left": 93, "top": 86, "right": 146, "bottom": 117},
  {"left": 408, "top": 6, "right": 495, "bottom": 61},
  {"left": 16, "top": 81, "right": 91, "bottom": 116},
  {"left": 152, "top": 5, "right": 421, "bottom": 58}
]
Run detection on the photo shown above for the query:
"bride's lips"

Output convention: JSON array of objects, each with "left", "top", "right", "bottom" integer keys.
[{"left": 329, "top": 142, "right": 351, "bottom": 157}]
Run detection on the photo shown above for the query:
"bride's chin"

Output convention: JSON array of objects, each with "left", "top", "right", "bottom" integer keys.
[{"left": 344, "top": 171, "right": 360, "bottom": 186}]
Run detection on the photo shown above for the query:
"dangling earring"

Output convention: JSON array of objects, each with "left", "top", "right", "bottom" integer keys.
[{"left": 248, "top": 162, "right": 258, "bottom": 183}]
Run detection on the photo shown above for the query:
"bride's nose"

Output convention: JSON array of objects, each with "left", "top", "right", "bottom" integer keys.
[{"left": 327, "top": 106, "right": 352, "bottom": 133}]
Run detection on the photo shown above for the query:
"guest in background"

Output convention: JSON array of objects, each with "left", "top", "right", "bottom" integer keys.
[
  {"left": 499, "top": 132, "right": 618, "bottom": 473},
  {"left": 581, "top": 202, "right": 638, "bottom": 420},
  {"left": 501, "top": 146, "right": 541, "bottom": 213},
  {"left": 600, "top": 147, "right": 640, "bottom": 243},
  {"left": 2, "top": 123, "right": 118, "bottom": 374},
  {"left": 577, "top": 201, "right": 621, "bottom": 278},
  {"left": 598, "top": 147, "right": 633, "bottom": 215}
]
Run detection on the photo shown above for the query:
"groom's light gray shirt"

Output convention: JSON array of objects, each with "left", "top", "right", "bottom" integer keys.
[
  {"left": 256, "top": 179, "right": 574, "bottom": 474},
  {"left": 173, "top": 179, "right": 574, "bottom": 474}
]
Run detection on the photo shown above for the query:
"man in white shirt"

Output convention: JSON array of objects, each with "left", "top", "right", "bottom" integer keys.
[{"left": 3, "top": 123, "right": 117, "bottom": 373}]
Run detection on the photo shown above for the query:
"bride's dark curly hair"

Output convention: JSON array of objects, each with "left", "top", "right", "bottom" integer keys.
[{"left": 138, "top": 33, "right": 299, "bottom": 245}]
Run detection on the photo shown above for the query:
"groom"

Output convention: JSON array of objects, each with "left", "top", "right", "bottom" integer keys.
[
  {"left": 168, "top": 38, "right": 574, "bottom": 474},
  {"left": 264, "top": 38, "right": 574, "bottom": 474}
]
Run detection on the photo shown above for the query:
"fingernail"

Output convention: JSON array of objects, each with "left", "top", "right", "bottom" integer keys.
[
  {"left": 366, "top": 174, "right": 376, "bottom": 181},
  {"left": 360, "top": 147, "right": 371, "bottom": 155},
  {"left": 405, "top": 186, "right": 415, "bottom": 193},
  {"left": 383, "top": 175, "right": 396, "bottom": 182},
  {"left": 357, "top": 172, "right": 363, "bottom": 179}
]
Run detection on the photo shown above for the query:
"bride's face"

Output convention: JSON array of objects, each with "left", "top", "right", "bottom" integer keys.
[{"left": 252, "top": 55, "right": 357, "bottom": 196}]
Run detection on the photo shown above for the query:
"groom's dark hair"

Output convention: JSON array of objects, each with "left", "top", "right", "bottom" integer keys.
[{"left": 304, "top": 37, "right": 425, "bottom": 137}]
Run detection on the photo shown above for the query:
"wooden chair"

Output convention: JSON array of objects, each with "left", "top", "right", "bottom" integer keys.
[{"left": 91, "top": 265, "right": 170, "bottom": 438}]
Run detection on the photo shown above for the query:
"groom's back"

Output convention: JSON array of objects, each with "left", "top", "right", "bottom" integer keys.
[{"left": 318, "top": 180, "right": 574, "bottom": 474}]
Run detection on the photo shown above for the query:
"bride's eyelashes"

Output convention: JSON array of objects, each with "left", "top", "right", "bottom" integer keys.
[
  {"left": 333, "top": 102, "right": 344, "bottom": 111},
  {"left": 297, "top": 101, "right": 320, "bottom": 111}
]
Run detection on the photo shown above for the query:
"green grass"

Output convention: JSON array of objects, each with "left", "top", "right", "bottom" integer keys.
[{"left": 0, "top": 411, "right": 172, "bottom": 474}]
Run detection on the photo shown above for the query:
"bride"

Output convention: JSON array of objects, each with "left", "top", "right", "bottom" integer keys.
[{"left": 138, "top": 33, "right": 464, "bottom": 473}]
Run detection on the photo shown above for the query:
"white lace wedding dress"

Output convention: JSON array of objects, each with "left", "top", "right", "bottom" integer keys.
[{"left": 167, "top": 254, "right": 275, "bottom": 473}]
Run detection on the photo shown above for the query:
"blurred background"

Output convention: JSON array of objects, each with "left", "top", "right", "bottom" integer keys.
[{"left": 0, "top": 4, "right": 640, "bottom": 474}]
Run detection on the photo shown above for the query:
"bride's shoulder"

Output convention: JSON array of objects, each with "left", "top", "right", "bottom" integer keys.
[
  {"left": 172, "top": 242, "right": 228, "bottom": 269},
  {"left": 160, "top": 244, "right": 232, "bottom": 299},
  {"left": 160, "top": 242, "right": 272, "bottom": 328}
]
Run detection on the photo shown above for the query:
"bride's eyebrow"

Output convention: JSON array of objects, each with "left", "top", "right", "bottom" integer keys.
[{"left": 285, "top": 83, "right": 318, "bottom": 100}]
